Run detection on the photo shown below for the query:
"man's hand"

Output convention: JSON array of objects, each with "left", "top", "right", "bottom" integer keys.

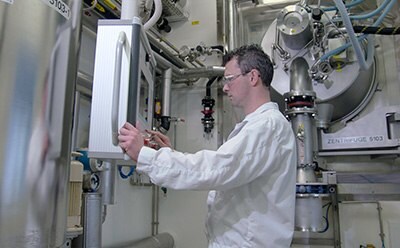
[
  {"left": 118, "top": 122, "right": 144, "bottom": 162},
  {"left": 146, "top": 130, "right": 172, "bottom": 148}
]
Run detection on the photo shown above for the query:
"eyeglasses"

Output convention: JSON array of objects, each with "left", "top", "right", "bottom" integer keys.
[{"left": 221, "top": 71, "right": 250, "bottom": 87}]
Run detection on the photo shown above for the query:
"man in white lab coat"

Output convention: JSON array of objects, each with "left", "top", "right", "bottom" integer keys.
[{"left": 118, "top": 44, "right": 297, "bottom": 248}]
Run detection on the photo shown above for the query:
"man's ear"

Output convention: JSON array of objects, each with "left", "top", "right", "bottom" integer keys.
[{"left": 249, "top": 69, "right": 261, "bottom": 86}]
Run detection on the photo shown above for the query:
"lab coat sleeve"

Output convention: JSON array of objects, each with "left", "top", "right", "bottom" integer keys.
[{"left": 136, "top": 117, "right": 295, "bottom": 191}]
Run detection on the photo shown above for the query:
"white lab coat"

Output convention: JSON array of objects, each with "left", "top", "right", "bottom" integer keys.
[{"left": 137, "top": 102, "right": 297, "bottom": 248}]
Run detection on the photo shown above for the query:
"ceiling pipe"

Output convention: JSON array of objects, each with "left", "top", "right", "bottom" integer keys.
[
  {"left": 147, "top": 32, "right": 192, "bottom": 69},
  {"left": 147, "top": 29, "right": 205, "bottom": 67},
  {"left": 154, "top": 52, "right": 224, "bottom": 80}
]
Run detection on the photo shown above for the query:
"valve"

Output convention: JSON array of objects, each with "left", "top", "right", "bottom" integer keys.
[{"left": 201, "top": 96, "right": 215, "bottom": 134}]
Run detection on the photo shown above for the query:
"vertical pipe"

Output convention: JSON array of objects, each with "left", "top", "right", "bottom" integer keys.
[
  {"left": 71, "top": 91, "right": 81, "bottom": 151},
  {"left": 330, "top": 191, "right": 341, "bottom": 248},
  {"left": 100, "top": 162, "right": 116, "bottom": 205},
  {"left": 162, "top": 68, "right": 172, "bottom": 117},
  {"left": 286, "top": 57, "right": 322, "bottom": 232},
  {"left": 152, "top": 185, "right": 160, "bottom": 235},
  {"left": 121, "top": 0, "right": 139, "bottom": 19},
  {"left": 227, "top": 0, "right": 237, "bottom": 50},
  {"left": 376, "top": 202, "right": 385, "bottom": 247},
  {"left": 82, "top": 193, "right": 102, "bottom": 248},
  {"left": 292, "top": 114, "right": 317, "bottom": 183}
]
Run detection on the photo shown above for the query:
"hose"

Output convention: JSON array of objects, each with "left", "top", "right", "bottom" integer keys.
[
  {"left": 118, "top": 165, "right": 135, "bottom": 179},
  {"left": 322, "top": 0, "right": 364, "bottom": 12},
  {"left": 353, "top": 26, "right": 400, "bottom": 35},
  {"left": 333, "top": 0, "right": 374, "bottom": 70},
  {"left": 349, "top": 0, "right": 390, "bottom": 20},
  {"left": 320, "top": 0, "right": 396, "bottom": 68},
  {"left": 144, "top": 0, "right": 162, "bottom": 31}
]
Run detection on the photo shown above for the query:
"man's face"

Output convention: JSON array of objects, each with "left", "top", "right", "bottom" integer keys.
[{"left": 222, "top": 59, "right": 250, "bottom": 108}]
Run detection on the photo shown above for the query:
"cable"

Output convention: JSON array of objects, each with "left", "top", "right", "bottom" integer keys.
[
  {"left": 83, "top": 0, "right": 98, "bottom": 11},
  {"left": 318, "top": 202, "right": 332, "bottom": 233},
  {"left": 353, "top": 26, "right": 400, "bottom": 35}
]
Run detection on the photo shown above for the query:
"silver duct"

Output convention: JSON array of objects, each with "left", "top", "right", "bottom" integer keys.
[
  {"left": 154, "top": 53, "right": 224, "bottom": 79},
  {"left": 82, "top": 193, "right": 103, "bottom": 248},
  {"left": 284, "top": 57, "right": 323, "bottom": 232},
  {"left": 288, "top": 58, "right": 317, "bottom": 183},
  {"left": 100, "top": 162, "right": 116, "bottom": 205},
  {"left": 0, "top": 0, "right": 82, "bottom": 247}
]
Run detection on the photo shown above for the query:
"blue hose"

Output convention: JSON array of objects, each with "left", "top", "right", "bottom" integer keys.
[
  {"left": 320, "top": 0, "right": 396, "bottom": 68},
  {"left": 118, "top": 165, "right": 135, "bottom": 179},
  {"left": 322, "top": 0, "right": 364, "bottom": 12}
]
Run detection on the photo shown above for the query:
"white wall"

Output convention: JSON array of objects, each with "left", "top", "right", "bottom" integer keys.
[
  {"left": 155, "top": 1, "right": 220, "bottom": 247},
  {"left": 339, "top": 202, "right": 400, "bottom": 248},
  {"left": 157, "top": 85, "right": 219, "bottom": 248}
]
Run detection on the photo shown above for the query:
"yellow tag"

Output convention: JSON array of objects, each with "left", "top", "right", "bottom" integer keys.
[{"left": 192, "top": 20, "right": 200, "bottom": 25}]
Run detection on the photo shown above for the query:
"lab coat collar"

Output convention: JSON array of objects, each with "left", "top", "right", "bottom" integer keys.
[
  {"left": 227, "top": 102, "right": 278, "bottom": 141},
  {"left": 243, "top": 102, "right": 278, "bottom": 122}
]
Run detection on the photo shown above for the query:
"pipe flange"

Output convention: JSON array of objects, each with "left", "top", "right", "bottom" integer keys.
[
  {"left": 284, "top": 90, "right": 316, "bottom": 99},
  {"left": 285, "top": 108, "right": 317, "bottom": 116}
]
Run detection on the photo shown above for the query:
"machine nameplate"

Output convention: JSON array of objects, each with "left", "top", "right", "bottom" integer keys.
[
  {"left": 40, "top": 0, "right": 71, "bottom": 20},
  {"left": 326, "top": 135, "right": 385, "bottom": 145}
]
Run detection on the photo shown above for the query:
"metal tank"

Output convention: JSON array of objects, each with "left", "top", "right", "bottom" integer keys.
[
  {"left": 261, "top": 6, "right": 376, "bottom": 124},
  {"left": 0, "top": 0, "right": 82, "bottom": 247}
]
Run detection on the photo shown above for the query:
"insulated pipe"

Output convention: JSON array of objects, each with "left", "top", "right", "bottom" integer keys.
[
  {"left": 162, "top": 68, "right": 172, "bottom": 116},
  {"left": 147, "top": 29, "right": 204, "bottom": 67},
  {"left": 121, "top": 0, "right": 139, "bottom": 19},
  {"left": 177, "top": 66, "right": 225, "bottom": 79},
  {"left": 144, "top": 0, "right": 162, "bottom": 31},
  {"left": 147, "top": 34, "right": 192, "bottom": 69},
  {"left": 154, "top": 52, "right": 224, "bottom": 79}
]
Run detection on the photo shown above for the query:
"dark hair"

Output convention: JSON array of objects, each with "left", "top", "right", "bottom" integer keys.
[{"left": 222, "top": 44, "right": 274, "bottom": 88}]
